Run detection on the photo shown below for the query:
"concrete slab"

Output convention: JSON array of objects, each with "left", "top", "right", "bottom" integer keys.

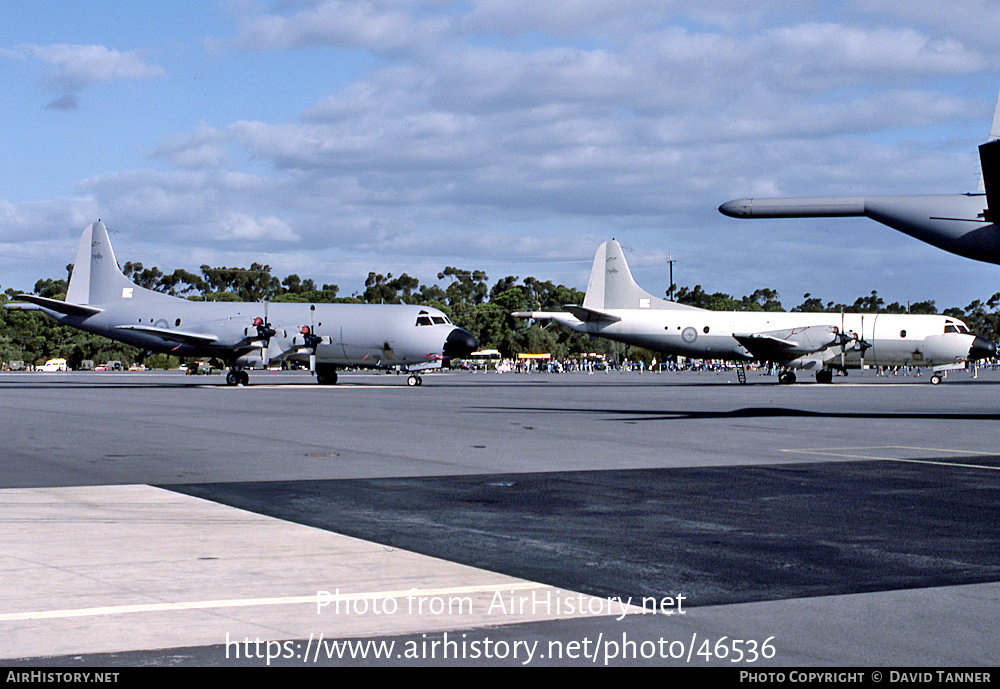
[{"left": 0, "top": 485, "right": 628, "bottom": 660}]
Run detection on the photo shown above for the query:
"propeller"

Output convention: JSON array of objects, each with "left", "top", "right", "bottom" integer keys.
[
  {"left": 300, "top": 305, "right": 322, "bottom": 373},
  {"left": 839, "top": 312, "right": 847, "bottom": 372},
  {"left": 854, "top": 314, "right": 873, "bottom": 372},
  {"left": 835, "top": 312, "right": 872, "bottom": 374},
  {"left": 253, "top": 301, "right": 277, "bottom": 367}
]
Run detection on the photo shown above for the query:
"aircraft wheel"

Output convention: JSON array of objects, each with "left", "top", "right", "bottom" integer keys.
[
  {"left": 407, "top": 375, "right": 421, "bottom": 386},
  {"left": 930, "top": 374, "right": 942, "bottom": 385},
  {"left": 816, "top": 370, "right": 833, "bottom": 384},
  {"left": 316, "top": 370, "right": 338, "bottom": 385},
  {"left": 226, "top": 370, "right": 240, "bottom": 386},
  {"left": 778, "top": 371, "right": 796, "bottom": 384},
  {"left": 315, "top": 364, "right": 338, "bottom": 385},
  {"left": 239, "top": 370, "right": 249, "bottom": 386}
]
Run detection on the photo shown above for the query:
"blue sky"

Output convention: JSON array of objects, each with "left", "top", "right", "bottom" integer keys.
[{"left": 3, "top": 1, "right": 1000, "bottom": 310}]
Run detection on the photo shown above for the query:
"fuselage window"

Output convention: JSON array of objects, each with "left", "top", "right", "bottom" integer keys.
[
  {"left": 703, "top": 326, "right": 710, "bottom": 334},
  {"left": 175, "top": 318, "right": 181, "bottom": 326},
  {"left": 900, "top": 330, "right": 906, "bottom": 338}
]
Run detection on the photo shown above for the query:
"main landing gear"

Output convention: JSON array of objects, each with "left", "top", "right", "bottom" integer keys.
[
  {"left": 778, "top": 369, "right": 834, "bottom": 384},
  {"left": 316, "top": 368, "right": 339, "bottom": 385},
  {"left": 226, "top": 368, "right": 249, "bottom": 386},
  {"left": 315, "top": 363, "right": 339, "bottom": 385}
]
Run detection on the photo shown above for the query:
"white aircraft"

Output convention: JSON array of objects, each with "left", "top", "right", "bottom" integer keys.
[
  {"left": 513, "top": 240, "right": 994, "bottom": 384},
  {"left": 5, "top": 221, "right": 478, "bottom": 386}
]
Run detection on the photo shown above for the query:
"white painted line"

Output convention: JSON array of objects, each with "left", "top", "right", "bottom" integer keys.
[
  {"left": 782, "top": 445, "right": 999, "bottom": 471},
  {"left": 0, "top": 583, "right": 545, "bottom": 622}
]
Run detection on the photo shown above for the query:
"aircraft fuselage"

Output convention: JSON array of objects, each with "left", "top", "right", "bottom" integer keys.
[
  {"left": 535, "top": 308, "right": 979, "bottom": 370},
  {"left": 43, "top": 297, "right": 464, "bottom": 370}
]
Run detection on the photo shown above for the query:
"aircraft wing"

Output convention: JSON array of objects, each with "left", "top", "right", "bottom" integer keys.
[
  {"left": 563, "top": 305, "right": 621, "bottom": 323},
  {"left": 4, "top": 294, "right": 102, "bottom": 317},
  {"left": 733, "top": 325, "right": 844, "bottom": 362},
  {"left": 115, "top": 325, "right": 221, "bottom": 346},
  {"left": 732, "top": 333, "right": 803, "bottom": 361}
]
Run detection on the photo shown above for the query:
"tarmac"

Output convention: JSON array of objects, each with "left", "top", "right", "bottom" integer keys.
[{"left": 1, "top": 367, "right": 998, "bottom": 666}]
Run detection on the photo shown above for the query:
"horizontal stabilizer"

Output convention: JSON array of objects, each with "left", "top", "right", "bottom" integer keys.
[
  {"left": 564, "top": 304, "right": 621, "bottom": 323},
  {"left": 4, "top": 294, "right": 102, "bottom": 317},
  {"left": 115, "top": 325, "right": 220, "bottom": 346}
]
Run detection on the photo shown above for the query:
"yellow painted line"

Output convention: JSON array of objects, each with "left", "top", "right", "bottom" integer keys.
[
  {"left": 782, "top": 445, "right": 1000, "bottom": 471},
  {"left": 0, "top": 582, "right": 546, "bottom": 622}
]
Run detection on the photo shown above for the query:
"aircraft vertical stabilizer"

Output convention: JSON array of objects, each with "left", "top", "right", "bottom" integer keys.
[
  {"left": 582, "top": 240, "right": 697, "bottom": 312},
  {"left": 980, "top": 139, "right": 1000, "bottom": 223},
  {"left": 66, "top": 221, "right": 140, "bottom": 305}
]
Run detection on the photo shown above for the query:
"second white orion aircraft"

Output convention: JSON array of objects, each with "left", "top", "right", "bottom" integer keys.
[{"left": 514, "top": 240, "right": 994, "bottom": 384}]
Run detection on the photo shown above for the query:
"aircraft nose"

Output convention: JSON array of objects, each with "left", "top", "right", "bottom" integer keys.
[
  {"left": 443, "top": 327, "right": 478, "bottom": 359},
  {"left": 969, "top": 334, "right": 996, "bottom": 360},
  {"left": 719, "top": 198, "right": 752, "bottom": 218}
]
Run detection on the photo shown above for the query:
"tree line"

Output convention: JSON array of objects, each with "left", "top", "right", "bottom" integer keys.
[{"left": 4, "top": 260, "right": 1000, "bottom": 368}]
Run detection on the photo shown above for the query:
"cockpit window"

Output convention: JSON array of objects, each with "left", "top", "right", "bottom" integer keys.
[
  {"left": 416, "top": 311, "right": 451, "bottom": 326},
  {"left": 945, "top": 324, "right": 959, "bottom": 333},
  {"left": 958, "top": 324, "right": 971, "bottom": 334}
]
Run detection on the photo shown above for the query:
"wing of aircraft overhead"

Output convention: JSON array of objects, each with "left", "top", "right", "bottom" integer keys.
[{"left": 719, "top": 85, "right": 1000, "bottom": 265}]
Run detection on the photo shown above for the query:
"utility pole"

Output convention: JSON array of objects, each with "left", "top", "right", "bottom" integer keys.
[{"left": 667, "top": 254, "right": 676, "bottom": 301}]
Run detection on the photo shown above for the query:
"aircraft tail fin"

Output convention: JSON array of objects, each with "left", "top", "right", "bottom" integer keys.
[
  {"left": 980, "top": 140, "right": 1000, "bottom": 222},
  {"left": 979, "top": 87, "right": 1000, "bottom": 194},
  {"left": 582, "top": 240, "right": 698, "bottom": 311},
  {"left": 989, "top": 88, "right": 1000, "bottom": 143},
  {"left": 66, "top": 221, "right": 141, "bottom": 305}
]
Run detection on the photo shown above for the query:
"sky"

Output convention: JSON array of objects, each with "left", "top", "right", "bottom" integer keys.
[{"left": 3, "top": 1, "right": 1000, "bottom": 311}]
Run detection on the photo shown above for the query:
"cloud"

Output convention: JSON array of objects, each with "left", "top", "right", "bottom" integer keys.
[
  {"left": 148, "top": 124, "right": 231, "bottom": 169},
  {"left": 213, "top": 213, "right": 300, "bottom": 242},
  {"left": 230, "top": 0, "right": 451, "bottom": 56},
  {"left": 45, "top": 94, "right": 78, "bottom": 111},
  {"left": 10, "top": 43, "right": 166, "bottom": 91},
  {"left": 8, "top": 2, "right": 998, "bottom": 305}
]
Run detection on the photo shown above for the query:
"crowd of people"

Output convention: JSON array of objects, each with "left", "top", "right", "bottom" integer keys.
[{"left": 476, "top": 357, "right": 1000, "bottom": 376}]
